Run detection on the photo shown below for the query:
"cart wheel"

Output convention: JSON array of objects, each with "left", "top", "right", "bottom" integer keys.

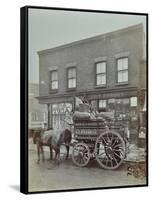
[
  {"left": 95, "top": 131, "right": 126, "bottom": 169},
  {"left": 72, "top": 143, "right": 90, "bottom": 167}
]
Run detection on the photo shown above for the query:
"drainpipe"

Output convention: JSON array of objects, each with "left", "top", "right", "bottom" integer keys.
[{"left": 47, "top": 103, "right": 50, "bottom": 130}]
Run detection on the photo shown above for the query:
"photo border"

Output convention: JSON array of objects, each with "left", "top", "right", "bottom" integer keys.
[{"left": 20, "top": 5, "right": 148, "bottom": 194}]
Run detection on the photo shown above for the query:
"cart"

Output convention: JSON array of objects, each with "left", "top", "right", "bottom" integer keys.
[{"left": 71, "top": 118, "right": 129, "bottom": 170}]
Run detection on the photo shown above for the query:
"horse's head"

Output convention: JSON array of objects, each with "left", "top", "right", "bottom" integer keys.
[{"left": 32, "top": 129, "right": 44, "bottom": 144}]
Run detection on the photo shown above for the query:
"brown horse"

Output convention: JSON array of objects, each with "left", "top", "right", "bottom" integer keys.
[{"left": 33, "top": 129, "right": 72, "bottom": 164}]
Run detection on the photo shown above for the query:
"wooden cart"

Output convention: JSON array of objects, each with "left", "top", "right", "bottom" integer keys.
[{"left": 71, "top": 118, "right": 129, "bottom": 170}]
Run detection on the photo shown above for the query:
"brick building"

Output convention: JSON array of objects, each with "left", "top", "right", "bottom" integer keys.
[{"left": 37, "top": 24, "right": 147, "bottom": 139}]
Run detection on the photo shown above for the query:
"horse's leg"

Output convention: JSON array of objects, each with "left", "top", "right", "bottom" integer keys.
[
  {"left": 57, "top": 148, "right": 60, "bottom": 165},
  {"left": 66, "top": 145, "right": 70, "bottom": 160},
  {"left": 49, "top": 146, "right": 53, "bottom": 160},
  {"left": 55, "top": 148, "right": 60, "bottom": 165},
  {"left": 41, "top": 145, "right": 45, "bottom": 162},
  {"left": 37, "top": 141, "right": 40, "bottom": 164}
]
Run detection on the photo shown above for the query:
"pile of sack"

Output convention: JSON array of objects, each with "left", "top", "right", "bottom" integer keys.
[
  {"left": 96, "top": 112, "right": 114, "bottom": 121},
  {"left": 72, "top": 103, "right": 114, "bottom": 121},
  {"left": 72, "top": 110, "right": 91, "bottom": 121},
  {"left": 73, "top": 103, "right": 92, "bottom": 121}
]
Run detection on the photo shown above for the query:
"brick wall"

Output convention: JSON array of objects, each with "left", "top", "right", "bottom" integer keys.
[{"left": 38, "top": 24, "right": 143, "bottom": 98}]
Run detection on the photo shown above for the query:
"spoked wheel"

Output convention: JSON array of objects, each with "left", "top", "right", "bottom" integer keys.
[
  {"left": 72, "top": 143, "right": 90, "bottom": 167},
  {"left": 95, "top": 131, "right": 126, "bottom": 170}
]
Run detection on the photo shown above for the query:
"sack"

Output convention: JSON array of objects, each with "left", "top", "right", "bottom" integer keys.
[
  {"left": 78, "top": 103, "right": 90, "bottom": 112},
  {"left": 96, "top": 112, "right": 114, "bottom": 121},
  {"left": 73, "top": 111, "right": 91, "bottom": 121}
]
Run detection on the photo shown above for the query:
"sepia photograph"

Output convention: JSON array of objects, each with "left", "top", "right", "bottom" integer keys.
[{"left": 21, "top": 6, "right": 148, "bottom": 194}]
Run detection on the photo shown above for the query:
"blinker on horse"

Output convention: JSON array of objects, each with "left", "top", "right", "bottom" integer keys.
[{"left": 33, "top": 129, "right": 72, "bottom": 164}]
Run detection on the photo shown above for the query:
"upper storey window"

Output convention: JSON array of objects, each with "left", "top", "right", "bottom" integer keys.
[
  {"left": 95, "top": 62, "right": 106, "bottom": 86},
  {"left": 117, "top": 57, "right": 128, "bottom": 83},
  {"left": 67, "top": 67, "right": 76, "bottom": 89},
  {"left": 50, "top": 70, "right": 58, "bottom": 90}
]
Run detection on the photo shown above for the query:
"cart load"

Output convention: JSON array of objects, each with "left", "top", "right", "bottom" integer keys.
[{"left": 71, "top": 103, "right": 129, "bottom": 170}]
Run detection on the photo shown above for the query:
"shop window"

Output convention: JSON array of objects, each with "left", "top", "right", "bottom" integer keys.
[
  {"left": 130, "top": 97, "right": 137, "bottom": 107},
  {"left": 107, "top": 99, "right": 115, "bottom": 112},
  {"left": 99, "top": 100, "right": 106, "bottom": 111},
  {"left": 52, "top": 103, "right": 73, "bottom": 129},
  {"left": 115, "top": 98, "right": 130, "bottom": 119}
]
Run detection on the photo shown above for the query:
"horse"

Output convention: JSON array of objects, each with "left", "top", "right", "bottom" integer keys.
[{"left": 33, "top": 128, "right": 72, "bottom": 164}]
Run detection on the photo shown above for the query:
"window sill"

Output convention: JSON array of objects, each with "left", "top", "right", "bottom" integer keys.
[
  {"left": 115, "top": 82, "right": 128, "bottom": 86},
  {"left": 67, "top": 88, "right": 76, "bottom": 92},
  {"left": 49, "top": 89, "right": 58, "bottom": 94},
  {"left": 95, "top": 85, "right": 107, "bottom": 89}
]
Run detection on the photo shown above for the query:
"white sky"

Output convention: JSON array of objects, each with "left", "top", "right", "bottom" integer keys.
[{"left": 28, "top": 8, "right": 146, "bottom": 83}]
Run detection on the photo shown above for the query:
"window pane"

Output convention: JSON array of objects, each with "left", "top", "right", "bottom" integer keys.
[
  {"left": 68, "top": 68, "right": 76, "bottom": 78},
  {"left": 68, "top": 69, "right": 72, "bottom": 78},
  {"left": 118, "top": 72, "right": 122, "bottom": 82},
  {"left": 97, "top": 74, "right": 106, "bottom": 85},
  {"left": 99, "top": 100, "right": 106, "bottom": 108},
  {"left": 101, "top": 74, "right": 106, "bottom": 84},
  {"left": 117, "top": 59, "right": 123, "bottom": 70},
  {"left": 122, "top": 70, "right": 128, "bottom": 82},
  {"left": 52, "top": 81, "right": 58, "bottom": 89},
  {"left": 72, "top": 79, "right": 76, "bottom": 88},
  {"left": 117, "top": 58, "right": 128, "bottom": 70},
  {"left": 118, "top": 70, "right": 128, "bottom": 82},
  {"left": 97, "top": 75, "right": 102, "bottom": 85},
  {"left": 96, "top": 62, "right": 106, "bottom": 74},
  {"left": 123, "top": 58, "right": 128, "bottom": 70},
  {"left": 96, "top": 63, "right": 101, "bottom": 73},
  {"left": 68, "top": 78, "right": 76, "bottom": 88},
  {"left": 68, "top": 80, "right": 71, "bottom": 88},
  {"left": 51, "top": 71, "right": 58, "bottom": 81},
  {"left": 130, "top": 97, "right": 137, "bottom": 107}
]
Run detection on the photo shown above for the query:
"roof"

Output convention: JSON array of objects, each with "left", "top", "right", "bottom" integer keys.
[{"left": 37, "top": 23, "right": 143, "bottom": 55}]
